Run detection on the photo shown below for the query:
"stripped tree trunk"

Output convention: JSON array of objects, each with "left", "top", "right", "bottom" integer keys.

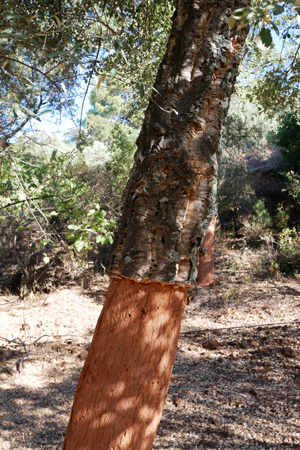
[{"left": 62, "top": 1, "right": 249, "bottom": 449}]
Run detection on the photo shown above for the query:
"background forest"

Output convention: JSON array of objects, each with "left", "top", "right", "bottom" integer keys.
[
  {"left": 1, "top": 53, "right": 300, "bottom": 293},
  {"left": 1, "top": 2, "right": 300, "bottom": 450}
]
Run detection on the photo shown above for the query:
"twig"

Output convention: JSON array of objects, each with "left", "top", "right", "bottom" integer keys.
[
  {"left": 78, "top": 39, "right": 102, "bottom": 142},
  {"left": 13, "top": 236, "right": 28, "bottom": 278},
  {"left": 0, "top": 334, "right": 88, "bottom": 347},
  {"left": 0, "top": 195, "right": 57, "bottom": 211}
]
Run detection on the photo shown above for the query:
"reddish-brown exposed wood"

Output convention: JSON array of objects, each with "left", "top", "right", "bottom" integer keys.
[
  {"left": 197, "top": 215, "right": 217, "bottom": 286},
  {"left": 62, "top": 277, "right": 188, "bottom": 450}
]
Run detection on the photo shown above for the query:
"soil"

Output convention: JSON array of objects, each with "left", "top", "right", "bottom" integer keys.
[{"left": 0, "top": 243, "right": 300, "bottom": 450}]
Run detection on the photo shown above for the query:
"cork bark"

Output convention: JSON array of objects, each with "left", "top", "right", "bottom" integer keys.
[
  {"left": 109, "top": 0, "right": 249, "bottom": 286},
  {"left": 62, "top": 277, "right": 188, "bottom": 450}
]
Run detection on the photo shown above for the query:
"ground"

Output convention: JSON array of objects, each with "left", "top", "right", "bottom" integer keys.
[{"left": 0, "top": 243, "right": 300, "bottom": 450}]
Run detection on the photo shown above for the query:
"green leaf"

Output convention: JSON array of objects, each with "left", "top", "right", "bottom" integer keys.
[
  {"left": 68, "top": 224, "right": 82, "bottom": 231},
  {"left": 51, "top": 149, "right": 57, "bottom": 160},
  {"left": 47, "top": 50, "right": 69, "bottom": 58},
  {"left": 74, "top": 240, "right": 88, "bottom": 252},
  {"left": 227, "top": 17, "right": 237, "bottom": 29},
  {"left": 110, "top": 66, "right": 118, "bottom": 79},
  {"left": 271, "top": 22, "right": 280, "bottom": 35},
  {"left": 28, "top": 36, "right": 42, "bottom": 50},
  {"left": 143, "top": 57, "right": 160, "bottom": 66},
  {"left": 1, "top": 28, "right": 13, "bottom": 34},
  {"left": 13, "top": 102, "right": 25, "bottom": 118},
  {"left": 232, "top": 7, "right": 247, "bottom": 19},
  {"left": 96, "top": 235, "right": 107, "bottom": 244},
  {"left": 82, "top": 228, "right": 98, "bottom": 234},
  {"left": 121, "top": 49, "right": 129, "bottom": 65},
  {"left": 256, "top": 28, "right": 273, "bottom": 50},
  {"left": 136, "top": 81, "right": 144, "bottom": 98},
  {"left": 20, "top": 104, "right": 41, "bottom": 121},
  {"left": 6, "top": 13, "right": 25, "bottom": 20},
  {"left": 252, "top": 7, "right": 265, "bottom": 18},
  {"left": 264, "top": 4, "right": 284, "bottom": 15}
]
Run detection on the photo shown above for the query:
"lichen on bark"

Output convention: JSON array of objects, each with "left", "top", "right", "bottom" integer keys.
[{"left": 109, "top": 0, "right": 249, "bottom": 286}]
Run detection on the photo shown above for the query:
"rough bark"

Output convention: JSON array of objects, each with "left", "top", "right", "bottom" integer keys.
[
  {"left": 109, "top": 0, "right": 249, "bottom": 286},
  {"left": 62, "top": 277, "right": 188, "bottom": 450},
  {"left": 197, "top": 215, "right": 217, "bottom": 286}
]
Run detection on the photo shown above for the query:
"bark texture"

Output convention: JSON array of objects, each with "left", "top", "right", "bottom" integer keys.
[
  {"left": 197, "top": 215, "right": 217, "bottom": 286},
  {"left": 62, "top": 277, "right": 188, "bottom": 450},
  {"left": 109, "top": 0, "right": 249, "bottom": 286}
]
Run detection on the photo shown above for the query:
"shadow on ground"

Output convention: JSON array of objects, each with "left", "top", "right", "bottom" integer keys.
[{"left": 0, "top": 324, "right": 299, "bottom": 449}]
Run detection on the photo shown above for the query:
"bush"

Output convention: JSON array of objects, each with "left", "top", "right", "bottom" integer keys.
[
  {"left": 285, "top": 171, "right": 300, "bottom": 204},
  {"left": 251, "top": 199, "right": 272, "bottom": 229},
  {"left": 218, "top": 157, "right": 256, "bottom": 226},
  {"left": 268, "top": 113, "right": 300, "bottom": 172},
  {"left": 276, "top": 227, "right": 300, "bottom": 274},
  {"left": 0, "top": 149, "right": 117, "bottom": 289}
]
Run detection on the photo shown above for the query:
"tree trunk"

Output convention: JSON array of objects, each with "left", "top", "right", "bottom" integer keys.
[
  {"left": 62, "top": 1, "right": 249, "bottom": 449},
  {"left": 62, "top": 277, "right": 187, "bottom": 450},
  {"left": 197, "top": 215, "right": 217, "bottom": 286}
]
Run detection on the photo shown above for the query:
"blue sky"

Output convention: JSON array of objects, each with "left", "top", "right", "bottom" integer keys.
[{"left": 34, "top": 82, "right": 94, "bottom": 139}]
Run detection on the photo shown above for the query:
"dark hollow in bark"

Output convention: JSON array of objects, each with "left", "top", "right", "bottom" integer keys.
[
  {"left": 109, "top": 0, "right": 249, "bottom": 286},
  {"left": 62, "top": 277, "right": 188, "bottom": 450}
]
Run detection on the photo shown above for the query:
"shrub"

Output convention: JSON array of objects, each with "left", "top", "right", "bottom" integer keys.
[
  {"left": 285, "top": 171, "right": 300, "bottom": 204},
  {"left": 276, "top": 227, "right": 300, "bottom": 274},
  {"left": 218, "top": 158, "right": 256, "bottom": 223},
  {"left": 251, "top": 199, "right": 272, "bottom": 229},
  {"left": 268, "top": 113, "right": 300, "bottom": 172},
  {"left": 0, "top": 149, "right": 117, "bottom": 283},
  {"left": 275, "top": 203, "right": 290, "bottom": 231}
]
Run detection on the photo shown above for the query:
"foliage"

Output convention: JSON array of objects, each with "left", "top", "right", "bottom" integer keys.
[
  {"left": 83, "top": 79, "right": 141, "bottom": 146},
  {"left": 285, "top": 170, "right": 300, "bottom": 202},
  {"left": 218, "top": 158, "right": 256, "bottom": 222},
  {"left": 251, "top": 199, "right": 273, "bottom": 228},
  {"left": 231, "top": 1, "right": 300, "bottom": 116},
  {"left": 218, "top": 96, "right": 274, "bottom": 224},
  {"left": 0, "top": 147, "right": 116, "bottom": 260},
  {"left": 268, "top": 113, "right": 300, "bottom": 171},
  {"left": 0, "top": 78, "right": 139, "bottom": 286},
  {"left": 275, "top": 203, "right": 291, "bottom": 230},
  {"left": 0, "top": 0, "right": 174, "bottom": 145},
  {"left": 221, "top": 98, "right": 266, "bottom": 151},
  {"left": 276, "top": 227, "right": 300, "bottom": 273}
]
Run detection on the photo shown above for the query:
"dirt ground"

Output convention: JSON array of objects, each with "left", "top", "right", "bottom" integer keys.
[{"left": 0, "top": 244, "right": 300, "bottom": 450}]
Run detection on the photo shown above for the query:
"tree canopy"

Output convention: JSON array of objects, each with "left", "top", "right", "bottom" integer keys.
[{"left": 0, "top": 0, "right": 175, "bottom": 145}]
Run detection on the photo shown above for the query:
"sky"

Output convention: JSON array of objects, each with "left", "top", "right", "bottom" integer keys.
[{"left": 33, "top": 82, "right": 94, "bottom": 140}]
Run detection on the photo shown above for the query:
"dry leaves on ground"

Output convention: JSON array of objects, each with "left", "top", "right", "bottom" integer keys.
[{"left": 0, "top": 246, "right": 300, "bottom": 450}]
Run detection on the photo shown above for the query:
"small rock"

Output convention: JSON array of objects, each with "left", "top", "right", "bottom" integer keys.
[
  {"left": 173, "top": 397, "right": 184, "bottom": 407},
  {"left": 249, "top": 388, "right": 258, "bottom": 396},
  {"left": 203, "top": 338, "right": 219, "bottom": 350},
  {"left": 280, "top": 347, "right": 298, "bottom": 358},
  {"left": 257, "top": 346, "right": 273, "bottom": 357}
]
